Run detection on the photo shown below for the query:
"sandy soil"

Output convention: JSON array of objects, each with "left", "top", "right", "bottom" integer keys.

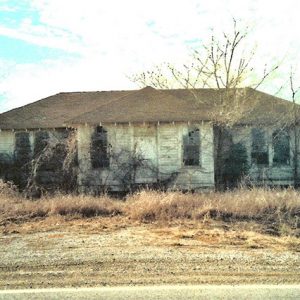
[{"left": 0, "top": 216, "right": 300, "bottom": 289}]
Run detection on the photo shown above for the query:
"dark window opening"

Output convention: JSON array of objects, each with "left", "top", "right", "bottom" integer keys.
[
  {"left": 13, "top": 132, "right": 32, "bottom": 188},
  {"left": 15, "top": 132, "right": 31, "bottom": 165},
  {"left": 34, "top": 131, "right": 49, "bottom": 157},
  {"left": 91, "top": 126, "right": 110, "bottom": 168},
  {"left": 183, "top": 128, "right": 200, "bottom": 166},
  {"left": 273, "top": 130, "right": 290, "bottom": 165},
  {"left": 251, "top": 128, "right": 268, "bottom": 165}
]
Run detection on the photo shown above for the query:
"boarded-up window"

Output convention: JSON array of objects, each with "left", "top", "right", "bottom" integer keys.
[
  {"left": 273, "top": 130, "right": 290, "bottom": 165},
  {"left": 90, "top": 126, "right": 109, "bottom": 168},
  {"left": 251, "top": 128, "right": 268, "bottom": 165},
  {"left": 183, "top": 128, "right": 200, "bottom": 166}
]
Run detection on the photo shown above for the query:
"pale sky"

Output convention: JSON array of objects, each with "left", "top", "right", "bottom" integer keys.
[{"left": 0, "top": 0, "right": 300, "bottom": 113}]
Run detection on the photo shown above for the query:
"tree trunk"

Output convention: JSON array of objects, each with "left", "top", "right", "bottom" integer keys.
[
  {"left": 293, "top": 126, "right": 299, "bottom": 187},
  {"left": 292, "top": 94, "right": 299, "bottom": 188}
]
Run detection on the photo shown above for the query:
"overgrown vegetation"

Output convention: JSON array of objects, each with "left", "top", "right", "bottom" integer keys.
[
  {"left": 111, "top": 146, "right": 159, "bottom": 193},
  {"left": 0, "top": 180, "right": 299, "bottom": 237},
  {"left": 223, "top": 142, "right": 249, "bottom": 188},
  {"left": 30, "top": 130, "right": 78, "bottom": 195},
  {"left": 1, "top": 129, "right": 79, "bottom": 197}
]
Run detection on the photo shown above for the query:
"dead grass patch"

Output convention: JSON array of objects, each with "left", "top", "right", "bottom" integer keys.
[
  {"left": 126, "top": 189, "right": 299, "bottom": 220},
  {"left": 0, "top": 181, "right": 122, "bottom": 225},
  {"left": 124, "top": 189, "right": 300, "bottom": 237},
  {"left": 0, "top": 180, "right": 300, "bottom": 238}
]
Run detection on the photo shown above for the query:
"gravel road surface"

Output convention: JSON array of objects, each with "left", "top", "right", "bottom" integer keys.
[{"left": 1, "top": 218, "right": 299, "bottom": 289}]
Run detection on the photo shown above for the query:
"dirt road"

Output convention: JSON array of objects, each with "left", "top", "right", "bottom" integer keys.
[
  {"left": 0, "top": 217, "right": 300, "bottom": 289},
  {"left": 1, "top": 285, "right": 300, "bottom": 300}
]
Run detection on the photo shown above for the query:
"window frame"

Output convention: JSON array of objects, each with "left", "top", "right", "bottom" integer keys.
[{"left": 90, "top": 126, "right": 110, "bottom": 169}]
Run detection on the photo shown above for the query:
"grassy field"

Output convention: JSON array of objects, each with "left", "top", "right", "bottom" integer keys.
[{"left": 1, "top": 180, "right": 300, "bottom": 238}]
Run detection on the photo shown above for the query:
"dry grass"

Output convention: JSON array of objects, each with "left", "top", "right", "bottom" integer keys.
[
  {"left": 125, "top": 189, "right": 300, "bottom": 221},
  {"left": 0, "top": 181, "right": 122, "bottom": 225},
  {"left": 0, "top": 180, "right": 299, "bottom": 237},
  {"left": 125, "top": 189, "right": 300, "bottom": 237}
]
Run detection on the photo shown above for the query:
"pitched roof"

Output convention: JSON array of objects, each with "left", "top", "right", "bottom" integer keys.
[
  {"left": 67, "top": 86, "right": 215, "bottom": 124},
  {"left": 0, "top": 86, "right": 297, "bottom": 129},
  {"left": 237, "top": 88, "right": 297, "bottom": 125},
  {"left": 0, "top": 91, "right": 130, "bottom": 129}
]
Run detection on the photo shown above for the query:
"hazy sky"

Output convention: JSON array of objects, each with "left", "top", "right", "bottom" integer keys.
[{"left": 0, "top": 0, "right": 300, "bottom": 112}]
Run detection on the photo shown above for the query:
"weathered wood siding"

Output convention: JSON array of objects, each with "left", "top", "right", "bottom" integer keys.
[
  {"left": 176, "top": 123, "right": 214, "bottom": 189},
  {"left": 0, "top": 130, "right": 16, "bottom": 181},
  {"left": 77, "top": 122, "right": 215, "bottom": 192},
  {"left": 0, "top": 130, "right": 15, "bottom": 159},
  {"left": 2, "top": 123, "right": 299, "bottom": 192}
]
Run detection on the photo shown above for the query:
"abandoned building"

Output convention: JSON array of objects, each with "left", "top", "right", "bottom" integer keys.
[{"left": 0, "top": 86, "right": 298, "bottom": 193}]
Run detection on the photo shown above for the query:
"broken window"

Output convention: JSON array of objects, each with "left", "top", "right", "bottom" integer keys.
[
  {"left": 272, "top": 130, "right": 290, "bottom": 165},
  {"left": 90, "top": 126, "right": 110, "bottom": 168},
  {"left": 183, "top": 128, "right": 200, "bottom": 166},
  {"left": 251, "top": 128, "right": 268, "bottom": 165}
]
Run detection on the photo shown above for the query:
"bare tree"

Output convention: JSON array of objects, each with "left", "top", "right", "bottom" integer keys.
[
  {"left": 131, "top": 19, "right": 279, "bottom": 189},
  {"left": 110, "top": 144, "right": 178, "bottom": 193},
  {"left": 289, "top": 68, "right": 300, "bottom": 186}
]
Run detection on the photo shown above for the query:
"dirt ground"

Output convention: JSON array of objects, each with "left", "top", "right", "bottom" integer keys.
[{"left": 0, "top": 216, "right": 300, "bottom": 289}]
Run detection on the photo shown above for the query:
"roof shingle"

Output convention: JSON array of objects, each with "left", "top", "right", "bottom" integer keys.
[{"left": 0, "top": 87, "right": 297, "bottom": 129}]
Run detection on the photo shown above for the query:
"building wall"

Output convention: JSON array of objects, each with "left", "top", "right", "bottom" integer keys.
[
  {"left": 0, "top": 130, "right": 15, "bottom": 159},
  {"left": 2, "top": 123, "right": 297, "bottom": 192},
  {"left": 0, "top": 128, "right": 75, "bottom": 191},
  {"left": 77, "top": 122, "right": 215, "bottom": 192},
  {"left": 230, "top": 126, "right": 299, "bottom": 186}
]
